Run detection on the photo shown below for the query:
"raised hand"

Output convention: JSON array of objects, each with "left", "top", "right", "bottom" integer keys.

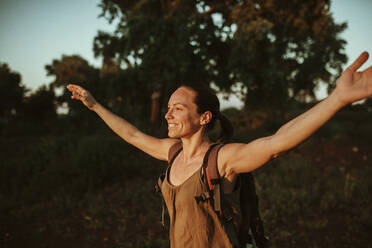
[
  {"left": 334, "top": 52, "right": 372, "bottom": 106},
  {"left": 66, "top": 84, "right": 97, "bottom": 109}
]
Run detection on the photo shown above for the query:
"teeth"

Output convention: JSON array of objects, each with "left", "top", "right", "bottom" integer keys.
[{"left": 169, "top": 124, "right": 176, "bottom": 128}]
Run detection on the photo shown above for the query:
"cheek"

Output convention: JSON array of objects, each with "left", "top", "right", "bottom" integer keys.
[
  {"left": 176, "top": 111, "right": 201, "bottom": 128},
  {"left": 187, "top": 114, "right": 202, "bottom": 128}
]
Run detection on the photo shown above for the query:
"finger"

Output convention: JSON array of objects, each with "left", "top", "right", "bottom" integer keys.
[
  {"left": 67, "top": 84, "right": 85, "bottom": 94},
  {"left": 71, "top": 94, "right": 78, "bottom": 100},
  {"left": 66, "top": 84, "right": 73, "bottom": 92},
  {"left": 66, "top": 84, "right": 80, "bottom": 93},
  {"left": 66, "top": 84, "right": 78, "bottom": 90},
  {"left": 362, "top": 64, "right": 372, "bottom": 74},
  {"left": 347, "top": 51, "right": 369, "bottom": 72},
  {"left": 72, "top": 91, "right": 82, "bottom": 100},
  {"left": 72, "top": 91, "right": 81, "bottom": 97}
]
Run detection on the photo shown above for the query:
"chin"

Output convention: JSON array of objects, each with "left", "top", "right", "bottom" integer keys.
[
  {"left": 168, "top": 133, "right": 179, "bottom": 138},
  {"left": 168, "top": 130, "right": 182, "bottom": 139}
]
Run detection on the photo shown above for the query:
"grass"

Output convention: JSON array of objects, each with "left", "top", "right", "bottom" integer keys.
[{"left": 1, "top": 107, "right": 371, "bottom": 247}]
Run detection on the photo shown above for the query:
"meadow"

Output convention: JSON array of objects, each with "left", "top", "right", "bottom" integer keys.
[{"left": 1, "top": 106, "right": 371, "bottom": 248}]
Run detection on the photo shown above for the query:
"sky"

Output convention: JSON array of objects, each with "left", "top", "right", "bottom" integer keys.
[{"left": 0, "top": 0, "right": 371, "bottom": 108}]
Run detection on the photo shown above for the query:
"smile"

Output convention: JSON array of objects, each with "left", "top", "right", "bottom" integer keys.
[{"left": 168, "top": 123, "right": 177, "bottom": 128}]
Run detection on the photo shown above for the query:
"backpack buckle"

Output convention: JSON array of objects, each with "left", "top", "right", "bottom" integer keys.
[
  {"left": 222, "top": 207, "right": 233, "bottom": 222},
  {"left": 194, "top": 191, "right": 211, "bottom": 204}
]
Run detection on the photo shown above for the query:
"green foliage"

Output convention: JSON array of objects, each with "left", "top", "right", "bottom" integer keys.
[
  {"left": 255, "top": 151, "right": 371, "bottom": 248},
  {"left": 1, "top": 107, "right": 372, "bottom": 247},
  {"left": 0, "top": 133, "right": 167, "bottom": 247},
  {"left": 0, "top": 63, "right": 26, "bottom": 119},
  {"left": 94, "top": 0, "right": 347, "bottom": 116},
  {"left": 229, "top": 0, "right": 347, "bottom": 109},
  {"left": 20, "top": 84, "right": 57, "bottom": 121},
  {"left": 0, "top": 64, "right": 59, "bottom": 135},
  {"left": 45, "top": 55, "right": 102, "bottom": 112}
]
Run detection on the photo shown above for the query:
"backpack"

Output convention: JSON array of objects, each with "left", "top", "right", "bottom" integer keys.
[{"left": 155, "top": 142, "right": 269, "bottom": 248}]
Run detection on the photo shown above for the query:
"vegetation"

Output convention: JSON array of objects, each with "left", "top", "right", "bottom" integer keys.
[
  {"left": 1, "top": 1, "right": 371, "bottom": 247},
  {"left": 1, "top": 108, "right": 371, "bottom": 247},
  {"left": 94, "top": 0, "right": 347, "bottom": 116}
]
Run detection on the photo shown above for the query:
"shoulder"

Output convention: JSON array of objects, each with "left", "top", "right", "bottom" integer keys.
[
  {"left": 217, "top": 136, "right": 277, "bottom": 175},
  {"left": 167, "top": 139, "right": 183, "bottom": 162},
  {"left": 217, "top": 143, "right": 245, "bottom": 177},
  {"left": 151, "top": 138, "right": 181, "bottom": 161}
]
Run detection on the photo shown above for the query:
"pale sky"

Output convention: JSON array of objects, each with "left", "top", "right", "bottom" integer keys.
[{"left": 0, "top": 0, "right": 371, "bottom": 108}]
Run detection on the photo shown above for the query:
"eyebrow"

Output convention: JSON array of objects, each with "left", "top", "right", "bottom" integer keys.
[{"left": 168, "top": 102, "right": 187, "bottom": 107}]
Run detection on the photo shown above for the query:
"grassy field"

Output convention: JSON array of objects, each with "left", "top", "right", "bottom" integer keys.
[{"left": 1, "top": 108, "right": 371, "bottom": 247}]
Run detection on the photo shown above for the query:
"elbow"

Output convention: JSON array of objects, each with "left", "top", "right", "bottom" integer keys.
[
  {"left": 269, "top": 134, "right": 289, "bottom": 159},
  {"left": 272, "top": 153, "right": 279, "bottom": 159}
]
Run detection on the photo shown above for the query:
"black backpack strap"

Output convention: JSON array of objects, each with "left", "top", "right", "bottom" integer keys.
[
  {"left": 239, "top": 173, "right": 268, "bottom": 248},
  {"left": 200, "top": 143, "right": 240, "bottom": 247}
]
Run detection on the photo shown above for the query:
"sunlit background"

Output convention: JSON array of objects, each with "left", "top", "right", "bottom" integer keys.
[
  {"left": 1, "top": 1, "right": 372, "bottom": 247},
  {"left": 1, "top": 0, "right": 371, "bottom": 107}
]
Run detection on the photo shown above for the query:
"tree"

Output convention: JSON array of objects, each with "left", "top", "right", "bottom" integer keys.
[
  {"left": 0, "top": 63, "right": 26, "bottom": 119},
  {"left": 21, "top": 85, "right": 57, "bottom": 122},
  {"left": 227, "top": 0, "right": 347, "bottom": 110},
  {"left": 45, "top": 55, "right": 101, "bottom": 110},
  {"left": 94, "top": 0, "right": 236, "bottom": 127},
  {"left": 93, "top": 0, "right": 346, "bottom": 125}
]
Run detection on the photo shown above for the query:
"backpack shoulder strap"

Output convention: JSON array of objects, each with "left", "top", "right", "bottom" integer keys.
[
  {"left": 206, "top": 143, "right": 224, "bottom": 183},
  {"left": 168, "top": 141, "right": 183, "bottom": 165},
  {"left": 203, "top": 143, "right": 241, "bottom": 247},
  {"left": 157, "top": 141, "right": 182, "bottom": 191},
  {"left": 203, "top": 143, "right": 225, "bottom": 211},
  {"left": 239, "top": 172, "right": 268, "bottom": 248}
]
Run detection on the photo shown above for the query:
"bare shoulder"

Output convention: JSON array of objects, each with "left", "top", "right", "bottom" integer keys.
[
  {"left": 154, "top": 138, "right": 180, "bottom": 161},
  {"left": 162, "top": 138, "right": 181, "bottom": 153},
  {"left": 133, "top": 134, "right": 180, "bottom": 162}
]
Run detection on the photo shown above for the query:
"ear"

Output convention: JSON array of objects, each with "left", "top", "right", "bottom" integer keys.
[{"left": 200, "top": 111, "right": 212, "bottom": 126}]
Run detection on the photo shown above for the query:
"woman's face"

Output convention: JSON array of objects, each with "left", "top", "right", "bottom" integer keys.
[{"left": 165, "top": 87, "right": 202, "bottom": 138}]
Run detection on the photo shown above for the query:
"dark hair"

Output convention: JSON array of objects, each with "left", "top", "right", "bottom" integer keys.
[{"left": 181, "top": 84, "right": 234, "bottom": 142}]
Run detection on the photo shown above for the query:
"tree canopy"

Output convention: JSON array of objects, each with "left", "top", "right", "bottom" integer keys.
[
  {"left": 0, "top": 63, "right": 26, "bottom": 118},
  {"left": 93, "top": 0, "right": 347, "bottom": 116}
]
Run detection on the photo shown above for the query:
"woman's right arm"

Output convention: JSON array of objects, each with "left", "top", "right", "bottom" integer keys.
[{"left": 66, "top": 84, "right": 178, "bottom": 161}]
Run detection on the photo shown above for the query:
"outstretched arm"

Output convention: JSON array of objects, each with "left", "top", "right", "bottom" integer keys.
[
  {"left": 66, "top": 84, "right": 178, "bottom": 161},
  {"left": 220, "top": 52, "right": 372, "bottom": 175}
]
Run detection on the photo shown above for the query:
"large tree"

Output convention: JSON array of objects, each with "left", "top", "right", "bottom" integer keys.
[
  {"left": 0, "top": 63, "right": 26, "bottom": 119},
  {"left": 93, "top": 0, "right": 346, "bottom": 124},
  {"left": 227, "top": 0, "right": 347, "bottom": 109}
]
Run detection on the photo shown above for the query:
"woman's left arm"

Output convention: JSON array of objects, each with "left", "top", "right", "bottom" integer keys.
[
  {"left": 220, "top": 52, "right": 372, "bottom": 174},
  {"left": 273, "top": 51, "right": 372, "bottom": 152}
]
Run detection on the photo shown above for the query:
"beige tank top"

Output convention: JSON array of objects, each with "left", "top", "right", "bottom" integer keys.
[{"left": 161, "top": 158, "right": 233, "bottom": 248}]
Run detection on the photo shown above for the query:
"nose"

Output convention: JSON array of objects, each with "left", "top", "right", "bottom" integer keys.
[{"left": 165, "top": 108, "right": 173, "bottom": 120}]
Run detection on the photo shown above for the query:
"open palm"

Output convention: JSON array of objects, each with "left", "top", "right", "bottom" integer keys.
[{"left": 335, "top": 52, "right": 372, "bottom": 106}]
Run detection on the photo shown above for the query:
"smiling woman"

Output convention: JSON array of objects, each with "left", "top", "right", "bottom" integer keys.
[{"left": 66, "top": 52, "right": 372, "bottom": 247}]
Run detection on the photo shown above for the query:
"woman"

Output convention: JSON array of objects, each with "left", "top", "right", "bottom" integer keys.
[{"left": 67, "top": 52, "right": 372, "bottom": 247}]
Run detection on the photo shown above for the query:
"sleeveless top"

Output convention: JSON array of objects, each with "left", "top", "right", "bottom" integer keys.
[{"left": 161, "top": 149, "right": 233, "bottom": 248}]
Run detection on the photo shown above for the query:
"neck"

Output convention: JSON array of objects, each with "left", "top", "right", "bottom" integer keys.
[{"left": 180, "top": 130, "right": 211, "bottom": 164}]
